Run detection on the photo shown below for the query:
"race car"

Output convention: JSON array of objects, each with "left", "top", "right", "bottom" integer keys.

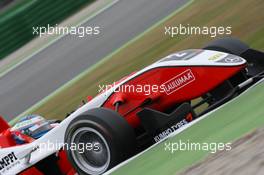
[{"left": 0, "top": 38, "right": 263, "bottom": 175}]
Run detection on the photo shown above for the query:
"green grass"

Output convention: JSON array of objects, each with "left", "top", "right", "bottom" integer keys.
[
  {"left": 17, "top": 0, "right": 264, "bottom": 121},
  {"left": 111, "top": 82, "right": 264, "bottom": 175}
]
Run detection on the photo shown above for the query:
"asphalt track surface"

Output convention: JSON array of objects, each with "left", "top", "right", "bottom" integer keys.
[{"left": 0, "top": 0, "right": 189, "bottom": 121}]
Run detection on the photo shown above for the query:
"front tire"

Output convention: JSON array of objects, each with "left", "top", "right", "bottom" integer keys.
[{"left": 65, "top": 108, "right": 136, "bottom": 175}]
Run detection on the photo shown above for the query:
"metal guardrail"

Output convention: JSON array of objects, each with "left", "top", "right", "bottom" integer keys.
[{"left": 0, "top": 0, "right": 94, "bottom": 60}]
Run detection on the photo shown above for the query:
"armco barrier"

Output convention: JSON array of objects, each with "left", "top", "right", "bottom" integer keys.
[{"left": 0, "top": 0, "right": 94, "bottom": 60}]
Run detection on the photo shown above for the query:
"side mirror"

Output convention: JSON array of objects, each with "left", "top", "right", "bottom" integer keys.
[
  {"left": 86, "top": 96, "right": 93, "bottom": 102},
  {"left": 112, "top": 93, "right": 126, "bottom": 106}
]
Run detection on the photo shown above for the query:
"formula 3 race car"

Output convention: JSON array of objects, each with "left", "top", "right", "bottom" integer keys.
[{"left": 0, "top": 38, "right": 264, "bottom": 175}]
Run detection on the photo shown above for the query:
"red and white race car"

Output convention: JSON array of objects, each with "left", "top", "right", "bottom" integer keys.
[{"left": 0, "top": 38, "right": 263, "bottom": 175}]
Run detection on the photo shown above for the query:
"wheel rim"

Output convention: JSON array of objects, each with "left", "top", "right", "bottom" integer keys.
[{"left": 70, "top": 127, "right": 111, "bottom": 175}]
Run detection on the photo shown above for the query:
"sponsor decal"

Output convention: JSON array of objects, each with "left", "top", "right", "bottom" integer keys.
[
  {"left": 162, "top": 69, "right": 195, "bottom": 95},
  {"left": 0, "top": 152, "right": 19, "bottom": 174},
  {"left": 216, "top": 55, "right": 244, "bottom": 63},
  {"left": 154, "top": 119, "right": 188, "bottom": 142},
  {"left": 208, "top": 53, "right": 225, "bottom": 61}
]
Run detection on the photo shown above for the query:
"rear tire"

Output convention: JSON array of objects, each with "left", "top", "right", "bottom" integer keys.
[{"left": 65, "top": 108, "right": 136, "bottom": 175}]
